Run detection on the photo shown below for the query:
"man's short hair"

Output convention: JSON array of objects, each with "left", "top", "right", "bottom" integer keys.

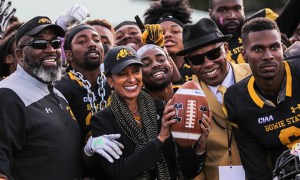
[
  {"left": 85, "top": 19, "right": 115, "bottom": 37},
  {"left": 241, "top": 17, "right": 280, "bottom": 47}
]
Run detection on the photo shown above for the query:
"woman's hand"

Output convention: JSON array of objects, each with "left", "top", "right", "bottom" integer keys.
[
  {"left": 158, "top": 99, "right": 176, "bottom": 143},
  {"left": 194, "top": 109, "right": 213, "bottom": 154}
]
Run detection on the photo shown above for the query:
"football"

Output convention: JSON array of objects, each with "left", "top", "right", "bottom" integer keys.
[{"left": 170, "top": 81, "right": 209, "bottom": 148}]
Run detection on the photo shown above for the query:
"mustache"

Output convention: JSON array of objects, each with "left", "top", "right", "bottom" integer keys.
[
  {"left": 260, "top": 62, "right": 277, "bottom": 68},
  {"left": 41, "top": 54, "right": 60, "bottom": 59},
  {"left": 151, "top": 68, "right": 168, "bottom": 75},
  {"left": 85, "top": 49, "right": 101, "bottom": 56},
  {"left": 223, "top": 20, "right": 240, "bottom": 26}
]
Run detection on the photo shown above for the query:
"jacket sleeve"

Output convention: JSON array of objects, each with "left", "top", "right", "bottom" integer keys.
[
  {"left": 98, "top": 138, "right": 165, "bottom": 180},
  {"left": 91, "top": 110, "right": 165, "bottom": 180},
  {"left": 177, "top": 145, "right": 206, "bottom": 178},
  {"left": 0, "top": 89, "right": 26, "bottom": 179}
]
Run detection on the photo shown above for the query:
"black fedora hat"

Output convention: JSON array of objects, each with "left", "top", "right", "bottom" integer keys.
[{"left": 176, "top": 18, "right": 232, "bottom": 56}]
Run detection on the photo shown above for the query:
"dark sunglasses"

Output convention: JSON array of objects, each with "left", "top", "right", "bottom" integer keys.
[
  {"left": 19, "top": 39, "right": 62, "bottom": 49},
  {"left": 184, "top": 43, "right": 224, "bottom": 66}
]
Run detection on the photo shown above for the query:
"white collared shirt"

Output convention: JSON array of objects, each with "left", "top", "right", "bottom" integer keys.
[{"left": 207, "top": 62, "right": 235, "bottom": 104}]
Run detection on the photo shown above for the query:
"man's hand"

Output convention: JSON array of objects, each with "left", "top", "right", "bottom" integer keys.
[
  {"left": 56, "top": 3, "right": 90, "bottom": 31},
  {"left": 84, "top": 134, "right": 124, "bottom": 163},
  {"left": 0, "top": 0, "right": 16, "bottom": 35}
]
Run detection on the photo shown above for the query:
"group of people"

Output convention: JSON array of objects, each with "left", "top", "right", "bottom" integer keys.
[{"left": 1, "top": 0, "right": 300, "bottom": 179}]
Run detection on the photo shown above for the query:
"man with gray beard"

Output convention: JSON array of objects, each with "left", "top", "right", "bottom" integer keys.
[{"left": 0, "top": 16, "right": 82, "bottom": 180}]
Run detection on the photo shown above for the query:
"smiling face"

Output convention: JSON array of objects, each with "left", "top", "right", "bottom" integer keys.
[
  {"left": 115, "top": 25, "right": 143, "bottom": 51},
  {"left": 67, "top": 29, "right": 104, "bottom": 71},
  {"left": 107, "top": 64, "right": 143, "bottom": 102},
  {"left": 16, "top": 28, "right": 62, "bottom": 83},
  {"left": 209, "top": 0, "right": 245, "bottom": 35},
  {"left": 92, "top": 25, "right": 115, "bottom": 49},
  {"left": 160, "top": 21, "right": 184, "bottom": 56},
  {"left": 187, "top": 42, "right": 229, "bottom": 86},
  {"left": 243, "top": 29, "right": 284, "bottom": 81},
  {"left": 140, "top": 48, "right": 173, "bottom": 91}
]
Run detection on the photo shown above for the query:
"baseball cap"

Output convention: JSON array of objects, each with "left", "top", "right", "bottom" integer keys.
[
  {"left": 104, "top": 46, "right": 144, "bottom": 75},
  {"left": 15, "top": 16, "right": 65, "bottom": 46}
]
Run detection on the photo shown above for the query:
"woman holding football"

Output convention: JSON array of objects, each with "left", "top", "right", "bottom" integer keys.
[{"left": 86, "top": 45, "right": 211, "bottom": 179}]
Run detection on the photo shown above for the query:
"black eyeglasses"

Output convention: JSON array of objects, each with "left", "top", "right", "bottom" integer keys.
[
  {"left": 19, "top": 39, "right": 62, "bottom": 49},
  {"left": 184, "top": 43, "right": 224, "bottom": 66}
]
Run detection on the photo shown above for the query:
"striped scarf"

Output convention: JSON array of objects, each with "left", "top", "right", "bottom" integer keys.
[{"left": 110, "top": 91, "right": 170, "bottom": 180}]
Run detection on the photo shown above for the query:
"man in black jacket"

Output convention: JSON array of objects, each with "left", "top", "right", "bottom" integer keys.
[{"left": 0, "top": 16, "right": 82, "bottom": 180}]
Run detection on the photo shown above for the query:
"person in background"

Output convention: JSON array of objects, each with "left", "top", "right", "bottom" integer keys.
[
  {"left": 0, "top": 0, "right": 16, "bottom": 41},
  {"left": 280, "top": 33, "right": 292, "bottom": 51},
  {"left": 208, "top": 0, "right": 247, "bottom": 64},
  {"left": 209, "top": 0, "right": 300, "bottom": 64},
  {"left": 0, "top": 16, "right": 82, "bottom": 180},
  {"left": 0, "top": 22, "right": 23, "bottom": 80},
  {"left": 224, "top": 17, "right": 300, "bottom": 180},
  {"left": 284, "top": 41, "right": 300, "bottom": 60},
  {"left": 176, "top": 18, "right": 252, "bottom": 180},
  {"left": 289, "top": 23, "right": 300, "bottom": 44},
  {"left": 143, "top": 0, "right": 195, "bottom": 86},
  {"left": 114, "top": 21, "right": 143, "bottom": 51},
  {"left": 86, "top": 18, "right": 116, "bottom": 53}
]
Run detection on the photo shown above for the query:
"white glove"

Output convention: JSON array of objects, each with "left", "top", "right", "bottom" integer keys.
[
  {"left": 56, "top": 3, "right": 90, "bottom": 31},
  {"left": 84, "top": 134, "right": 124, "bottom": 163}
]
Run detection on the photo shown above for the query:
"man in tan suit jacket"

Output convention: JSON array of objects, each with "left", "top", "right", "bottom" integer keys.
[{"left": 176, "top": 18, "right": 252, "bottom": 180}]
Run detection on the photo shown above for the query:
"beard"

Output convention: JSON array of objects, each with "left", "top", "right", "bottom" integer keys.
[
  {"left": 23, "top": 54, "right": 62, "bottom": 83},
  {"left": 212, "top": 17, "right": 243, "bottom": 37},
  {"left": 84, "top": 57, "right": 101, "bottom": 70},
  {"left": 83, "top": 49, "right": 102, "bottom": 70},
  {"left": 143, "top": 78, "right": 171, "bottom": 92}
]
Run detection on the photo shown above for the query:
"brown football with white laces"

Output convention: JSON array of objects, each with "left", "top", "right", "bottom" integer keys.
[{"left": 170, "top": 81, "right": 209, "bottom": 148}]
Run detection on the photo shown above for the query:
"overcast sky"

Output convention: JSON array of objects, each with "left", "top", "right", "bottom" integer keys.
[{"left": 10, "top": 0, "right": 208, "bottom": 26}]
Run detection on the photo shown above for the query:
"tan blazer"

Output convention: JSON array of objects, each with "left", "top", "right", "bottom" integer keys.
[{"left": 194, "top": 62, "right": 252, "bottom": 180}]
